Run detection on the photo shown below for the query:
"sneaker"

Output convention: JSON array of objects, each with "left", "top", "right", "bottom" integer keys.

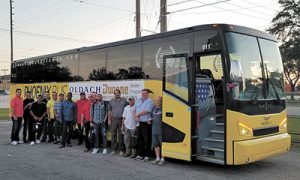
[
  {"left": 158, "top": 159, "right": 165, "bottom": 166},
  {"left": 130, "top": 154, "right": 136, "bottom": 158},
  {"left": 18, "top": 140, "right": 24, "bottom": 144},
  {"left": 92, "top": 148, "right": 99, "bottom": 154},
  {"left": 67, "top": 144, "right": 72, "bottom": 147},
  {"left": 102, "top": 148, "right": 107, "bottom": 154},
  {"left": 59, "top": 145, "right": 65, "bottom": 148},
  {"left": 152, "top": 159, "right": 160, "bottom": 165},
  {"left": 110, "top": 151, "right": 116, "bottom": 155},
  {"left": 135, "top": 156, "right": 143, "bottom": 160},
  {"left": 11, "top": 141, "right": 17, "bottom": 145},
  {"left": 143, "top": 157, "right": 150, "bottom": 162},
  {"left": 119, "top": 151, "right": 124, "bottom": 156},
  {"left": 35, "top": 140, "right": 41, "bottom": 144},
  {"left": 30, "top": 141, "right": 35, "bottom": 146},
  {"left": 122, "top": 152, "right": 131, "bottom": 157},
  {"left": 53, "top": 141, "right": 59, "bottom": 144}
]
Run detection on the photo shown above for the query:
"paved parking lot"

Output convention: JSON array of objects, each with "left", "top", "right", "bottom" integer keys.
[{"left": 0, "top": 121, "right": 299, "bottom": 180}]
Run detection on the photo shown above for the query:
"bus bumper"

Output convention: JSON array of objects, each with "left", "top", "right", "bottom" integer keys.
[{"left": 233, "top": 133, "right": 291, "bottom": 165}]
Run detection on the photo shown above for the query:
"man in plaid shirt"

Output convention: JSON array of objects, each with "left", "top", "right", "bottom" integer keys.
[{"left": 53, "top": 93, "right": 64, "bottom": 144}]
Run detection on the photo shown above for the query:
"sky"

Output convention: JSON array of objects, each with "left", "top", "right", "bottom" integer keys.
[{"left": 0, "top": 0, "right": 281, "bottom": 75}]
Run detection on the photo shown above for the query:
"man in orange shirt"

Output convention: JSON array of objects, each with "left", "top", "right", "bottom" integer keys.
[
  {"left": 10, "top": 88, "right": 24, "bottom": 145},
  {"left": 76, "top": 92, "right": 92, "bottom": 151}
]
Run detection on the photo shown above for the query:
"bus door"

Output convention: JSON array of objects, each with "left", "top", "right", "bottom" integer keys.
[
  {"left": 194, "top": 52, "right": 225, "bottom": 164},
  {"left": 161, "top": 53, "right": 192, "bottom": 161}
]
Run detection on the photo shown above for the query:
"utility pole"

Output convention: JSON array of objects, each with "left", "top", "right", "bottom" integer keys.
[
  {"left": 136, "top": 0, "right": 141, "bottom": 37},
  {"left": 10, "top": 0, "right": 14, "bottom": 63},
  {"left": 160, "top": 0, "right": 167, "bottom": 33}
]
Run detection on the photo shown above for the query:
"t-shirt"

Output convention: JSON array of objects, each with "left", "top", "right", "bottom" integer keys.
[
  {"left": 122, "top": 105, "right": 138, "bottom": 129},
  {"left": 108, "top": 98, "right": 127, "bottom": 119},
  {"left": 30, "top": 102, "right": 47, "bottom": 118},
  {"left": 151, "top": 106, "right": 162, "bottom": 135},
  {"left": 23, "top": 98, "right": 34, "bottom": 118},
  {"left": 47, "top": 99, "right": 56, "bottom": 119},
  {"left": 11, "top": 96, "right": 24, "bottom": 117},
  {"left": 76, "top": 99, "right": 91, "bottom": 124}
]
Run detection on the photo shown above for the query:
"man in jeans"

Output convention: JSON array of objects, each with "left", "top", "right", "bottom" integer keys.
[
  {"left": 134, "top": 89, "right": 154, "bottom": 162},
  {"left": 53, "top": 93, "right": 64, "bottom": 144},
  {"left": 23, "top": 91, "right": 34, "bottom": 143},
  {"left": 10, "top": 88, "right": 24, "bottom": 145},
  {"left": 29, "top": 95, "right": 47, "bottom": 145},
  {"left": 108, "top": 89, "right": 127, "bottom": 155},
  {"left": 90, "top": 94, "right": 107, "bottom": 154},
  {"left": 59, "top": 92, "right": 77, "bottom": 148}
]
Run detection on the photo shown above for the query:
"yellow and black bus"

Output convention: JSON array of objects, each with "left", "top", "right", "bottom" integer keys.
[{"left": 10, "top": 24, "right": 290, "bottom": 165}]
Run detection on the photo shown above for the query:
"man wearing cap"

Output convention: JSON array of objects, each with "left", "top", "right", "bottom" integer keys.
[
  {"left": 134, "top": 89, "right": 154, "bottom": 161},
  {"left": 121, "top": 96, "right": 138, "bottom": 158},
  {"left": 76, "top": 92, "right": 89, "bottom": 145},
  {"left": 108, "top": 89, "right": 127, "bottom": 155},
  {"left": 59, "top": 92, "right": 77, "bottom": 148}
]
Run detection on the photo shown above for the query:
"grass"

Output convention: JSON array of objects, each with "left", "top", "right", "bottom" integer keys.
[
  {"left": 0, "top": 108, "right": 9, "bottom": 120},
  {"left": 288, "top": 116, "right": 300, "bottom": 151}
]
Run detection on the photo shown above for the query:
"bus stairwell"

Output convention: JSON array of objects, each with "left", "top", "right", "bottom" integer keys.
[{"left": 193, "top": 76, "right": 225, "bottom": 164}]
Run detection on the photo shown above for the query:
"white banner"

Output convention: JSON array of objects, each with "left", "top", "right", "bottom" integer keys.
[
  {"left": 69, "top": 80, "right": 144, "bottom": 101},
  {"left": 0, "top": 95, "right": 9, "bottom": 108}
]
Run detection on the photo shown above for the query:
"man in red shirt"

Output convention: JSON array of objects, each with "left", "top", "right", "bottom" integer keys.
[
  {"left": 76, "top": 92, "right": 92, "bottom": 151},
  {"left": 10, "top": 88, "right": 24, "bottom": 145}
]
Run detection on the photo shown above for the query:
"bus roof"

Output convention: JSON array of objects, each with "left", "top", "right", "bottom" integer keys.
[{"left": 13, "top": 23, "right": 277, "bottom": 63}]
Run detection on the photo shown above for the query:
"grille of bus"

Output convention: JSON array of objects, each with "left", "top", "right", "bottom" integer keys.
[{"left": 253, "top": 126, "right": 279, "bottom": 136}]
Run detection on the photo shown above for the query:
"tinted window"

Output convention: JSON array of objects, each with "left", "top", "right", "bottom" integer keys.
[
  {"left": 143, "top": 33, "right": 192, "bottom": 79},
  {"left": 79, "top": 49, "right": 107, "bottom": 80},
  {"left": 107, "top": 43, "right": 143, "bottom": 79},
  {"left": 194, "top": 30, "right": 221, "bottom": 52}
]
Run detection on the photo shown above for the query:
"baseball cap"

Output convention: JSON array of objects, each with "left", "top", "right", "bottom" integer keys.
[{"left": 128, "top": 96, "right": 135, "bottom": 100}]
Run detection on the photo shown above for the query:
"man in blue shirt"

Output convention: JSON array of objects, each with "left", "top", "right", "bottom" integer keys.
[
  {"left": 59, "top": 92, "right": 77, "bottom": 148},
  {"left": 134, "top": 89, "right": 154, "bottom": 161}
]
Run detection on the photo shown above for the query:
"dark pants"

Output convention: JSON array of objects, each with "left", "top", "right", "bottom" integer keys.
[
  {"left": 77, "top": 123, "right": 84, "bottom": 144},
  {"left": 11, "top": 117, "right": 22, "bottom": 142},
  {"left": 61, "top": 121, "right": 73, "bottom": 145},
  {"left": 41, "top": 119, "right": 48, "bottom": 141},
  {"left": 47, "top": 119, "right": 55, "bottom": 141},
  {"left": 111, "top": 117, "right": 123, "bottom": 151},
  {"left": 137, "top": 122, "right": 152, "bottom": 157},
  {"left": 94, "top": 122, "right": 107, "bottom": 149},
  {"left": 84, "top": 122, "right": 92, "bottom": 149},
  {"left": 28, "top": 119, "right": 42, "bottom": 142},
  {"left": 54, "top": 121, "right": 62, "bottom": 140},
  {"left": 23, "top": 116, "right": 30, "bottom": 141}
]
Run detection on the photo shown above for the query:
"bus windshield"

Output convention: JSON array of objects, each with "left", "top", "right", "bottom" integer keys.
[{"left": 226, "top": 32, "right": 285, "bottom": 100}]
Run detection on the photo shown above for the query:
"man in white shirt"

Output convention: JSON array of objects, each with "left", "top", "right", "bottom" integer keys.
[{"left": 121, "top": 96, "right": 138, "bottom": 158}]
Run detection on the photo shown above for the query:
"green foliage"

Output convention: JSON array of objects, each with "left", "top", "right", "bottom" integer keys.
[{"left": 267, "top": 0, "right": 300, "bottom": 97}]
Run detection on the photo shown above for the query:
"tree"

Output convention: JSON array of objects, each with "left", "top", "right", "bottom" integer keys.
[{"left": 267, "top": 0, "right": 300, "bottom": 99}]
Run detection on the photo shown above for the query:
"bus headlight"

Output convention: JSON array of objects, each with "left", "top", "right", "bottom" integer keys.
[
  {"left": 238, "top": 122, "right": 253, "bottom": 136},
  {"left": 279, "top": 118, "right": 287, "bottom": 131}
]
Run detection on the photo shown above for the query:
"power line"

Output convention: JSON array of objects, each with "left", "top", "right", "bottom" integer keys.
[
  {"left": 224, "top": 1, "right": 274, "bottom": 17},
  {"left": 168, "top": 0, "right": 230, "bottom": 14},
  {"left": 0, "top": 28, "right": 99, "bottom": 44},
  {"left": 168, "top": 0, "right": 195, "bottom": 7}
]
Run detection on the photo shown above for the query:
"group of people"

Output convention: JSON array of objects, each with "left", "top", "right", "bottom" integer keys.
[{"left": 10, "top": 88, "right": 165, "bottom": 166}]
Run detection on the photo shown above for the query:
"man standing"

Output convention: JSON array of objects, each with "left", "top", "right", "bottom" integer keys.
[
  {"left": 46, "top": 92, "right": 57, "bottom": 142},
  {"left": 134, "top": 89, "right": 154, "bottom": 161},
  {"left": 121, "top": 96, "right": 138, "bottom": 158},
  {"left": 108, "top": 89, "right": 127, "bottom": 155},
  {"left": 10, "top": 88, "right": 24, "bottom": 145},
  {"left": 76, "top": 92, "right": 89, "bottom": 145},
  {"left": 41, "top": 91, "right": 50, "bottom": 142},
  {"left": 53, "top": 93, "right": 64, "bottom": 144},
  {"left": 150, "top": 96, "right": 165, "bottom": 166},
  {"left": 29, "top": 95, "right": 47, "bottom": 145},
  {"left": 90, "top": 94, "right": 108, "bottom": 154},
  {"left": 23, "top": 91, "right": 34, "bottom": 143},
  {"left": 59, "top": 92, "right": 77, "bottom": 148}
]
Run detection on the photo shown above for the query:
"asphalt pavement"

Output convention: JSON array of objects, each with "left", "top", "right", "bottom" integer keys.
[{"left": 0, "top": 121, "right": 299, "bottom": 180}]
